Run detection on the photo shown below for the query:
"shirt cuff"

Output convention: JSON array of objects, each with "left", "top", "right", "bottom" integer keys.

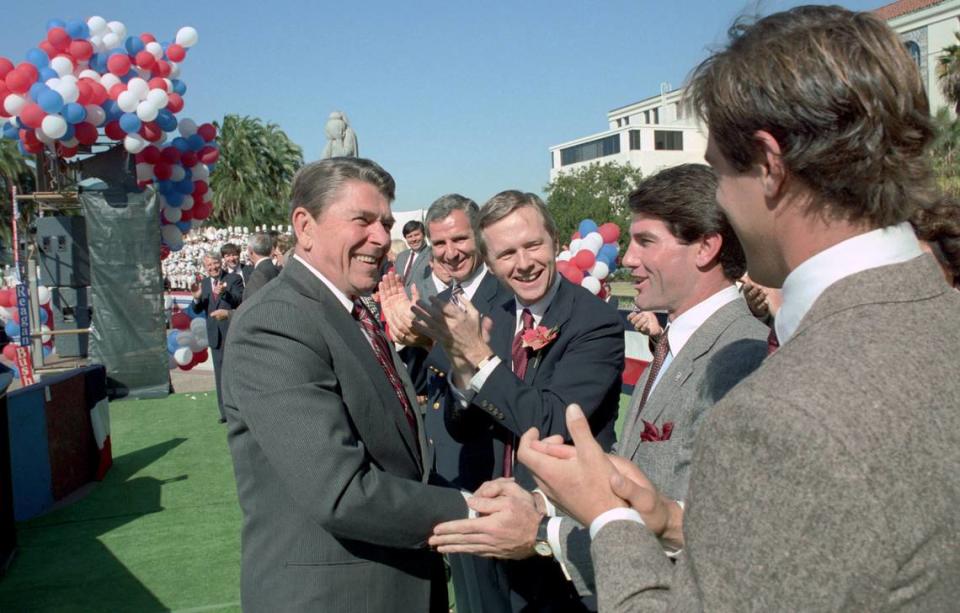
[
  {"left": 461, "top": 491, "right": 477, "bottom": 519},
  {"left": 469, "top": 356, "right": 502, "bottom": 393},
  {"left": 533, "top": 489, "right": 557, "bottom": 517},
  {"left": 589, "top": 507, "right": 645, "bottom": 540},
  {"left": 664, "top": 500, "right": 685, "bottom": 559},
  {"left": 547, "top": 517, "right": 571, "bottom": 580}
]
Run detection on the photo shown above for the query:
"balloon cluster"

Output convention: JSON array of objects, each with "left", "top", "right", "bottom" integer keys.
[
  {"left": 0, "top": 17, "right": 217, "bottom": 254},
  {"left": 556, "top": 219, "right": 621, "bottom": 300},
  {"left": 166, "top": 306, "right": 208, "bottom": 371},
  {"left": 0, "top": 286, "right": 55, "bottom": 379}
]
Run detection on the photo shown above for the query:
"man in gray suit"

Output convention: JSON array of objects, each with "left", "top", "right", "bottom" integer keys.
[
  {"left": 222, "top": 158, "right": 470, "bottom": 612},
  {"left": 429, "top": 165, "right": 768, "bottom": 598},
  {"left": 518, "top": 6, "right": 960, "bottom": 611},
  {"left": 413, "top": 252, "right": 451, "bottom": 302},
  {"left": 240, "top": 231, "right": 279, "bottom": 301},
  {"left": 395, "top": 220, "right": 432, "bottom": 290}
]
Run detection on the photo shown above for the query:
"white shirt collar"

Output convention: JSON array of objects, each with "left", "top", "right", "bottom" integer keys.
[
  {"left": 775, "top": 222, "right": 922, "bottom": 344},
  {"left": 514, "top": 274, "right": 562, "bottom": 331},
  {"left": 431, "top": 272, "right": 449, "bottom": 294},
  {"left": 293, "top": 254, "right": 354, "bottom": 313},
  {"left": 666, "top": 285, "right": 740, "bottom": 356},
  {"left": 456, "top": 264, "right": 488, "bottom": 301}
]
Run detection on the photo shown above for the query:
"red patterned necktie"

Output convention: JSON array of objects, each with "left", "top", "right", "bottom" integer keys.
[
  {"left": 352, "top": 299, "right": 420, "bottom": 443},
  {"left": 211, "top": 277, "right": 220, "bottom": 300},
  {"left": 636, "top": 330, "right": 670, "bottom": 415},
  {"left": 503, "top": 308, "right": 535, "bottom": 478},
  {"left": 767, "top": 328, "right": 779, "bottom": 355},
  {"left": 402, "top": 250, "right": 417, "bottom": 283}
]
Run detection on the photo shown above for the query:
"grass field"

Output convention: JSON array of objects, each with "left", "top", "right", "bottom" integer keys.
[{"left": 0, "top": 391, "right": 634, "bottom": 612}]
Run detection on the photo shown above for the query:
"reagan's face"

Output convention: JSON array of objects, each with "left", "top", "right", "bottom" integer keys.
[
  {"left": 428, "top": 209, "right": 481, "bottom": 283},
  {"left": 299, "top": 180, "right": 393, "bottom": 296},
  {"left": 404, "top": 228, "right": 425, "bottom": 251},
  {"left": 482, "top": 206, "right": 557, "bottom": 305},
  {"left": 621, "top": 213, "right": 700, "bottom": 317}
]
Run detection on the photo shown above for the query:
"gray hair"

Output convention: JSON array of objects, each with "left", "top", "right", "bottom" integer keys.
[
  {"left": 247, "top": 232, "right": 273, "bottom": 257},
  {"left": 289, "top": 157, "right": 396, "bottom": 220},
  {"left": 475, "top": 190, "right": 557, "bottom": 260},
  {"left": 203, "top": 250, "right": 222, "bottom": 262},
  {"left": 424, "top": 194, "right": 479, "bottom": 239}
]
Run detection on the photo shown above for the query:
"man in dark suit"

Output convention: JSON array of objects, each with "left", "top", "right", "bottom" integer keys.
[
  {"left": 415, "top": 191, "right": 624, "bottom": 611},
  {"left": 191, "top": 251, "right": 242, "bottom": 423},
  {"left": 220, "top": 243, "right": 247, "bottom": 285},
  {"left": 518, "top": 7, "right": 960, "bottom": 610},
  {"left": 222, "top": 158, "right": 470, "bottom": 613},
  {"left": 394, "top": 220, "right": 432, "bottom": 291},
  {"left": 241, "top": 232, "right": 279, "bottom": 301}
]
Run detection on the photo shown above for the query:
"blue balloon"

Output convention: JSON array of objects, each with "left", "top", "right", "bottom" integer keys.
[
  {"left": 62, "top": 123, "right": 75, "bottom": 140},
  {"left": 166, "top": 330, "right": 180, "bottom": 354},
  {"left": 167, "top": 191, "right": 185, "bottom": 207},
  {"left": 172, "top": 137, "right": 190, "bottom": 152},
  {"left": 175, "top": 220, "right": 191, "bottom": 233},
  {"left": 29, "top": 82, "right": 49, "bottom": 101},
  {"left": 186, "top": 133, "right": 205, "bottom": 151},
  {"left": 186, "top": 303, "right": 205, "bottom": 319},
  {"left": 27, "top": 48, "right": 49, "bottom": 69},
  {"left": 62, "top": 103, "right": 86, "bottom": 124},
  {"left": 37, "top": 89, "right": 64, "bottom": 114},
  {"left": 598, "top": 244, "right": 618, "bottom": 267},
  {"left": 175, "top": 178, "right": 194, "bottom": 195},
  {"left": 119, "top": 113, "right": 142, "bottom": 134},
  {"left": 39, "top": 309, "right": 48, "bottom": 325},
  {"left": 103, "top": 100, "right": 122, "bottom": 122},
  {"left": 9, "top": 365, "right": 19, "bottom": 380},
  {"left": 4, "top": 320, "right": 19, "bottom": 338},
  {"left": 17, "top": 142, "right": 29, "bottom": 155},
  {"left": 2, "top": 123, "right": 19, "bottom": 139},
  {"left": 157, "top": 180, "right": 174, "bottom": 196},
  {"left": 171, "top": 79, "right": 187, "bottom": 96},
  {"left": 124, "top": 36, "right": 146, "bottom": 56},
  {"left": 46, "top": 18, "right": 67, "bottom": 31},
  {"left": 42, "top": 345, "right": 53, "bottom": 358},
  {"left": 89, "top": 53, "right": 107, "bottom": 74},
  {"left": 65, "top": 20, "right": 89, "bottom": 40},
  {"left": 38, "top": 67, "right": 58, "bottom": 82},
  {"left": 155, "top": 109, "right": 177, "bottom": 132},
  {"left": 578, "top": 219, "right": 599, "bottom": 237}
]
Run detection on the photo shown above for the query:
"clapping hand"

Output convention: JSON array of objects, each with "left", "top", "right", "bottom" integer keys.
[
  {"left": 411, "top": 294, "right": 494, "bottom": 383},
  {"left": 378, "top": 272, "right": 430, "bottom": 347},
  {"left": 627, "top": 310, "right": 663, "bottom": 340}
]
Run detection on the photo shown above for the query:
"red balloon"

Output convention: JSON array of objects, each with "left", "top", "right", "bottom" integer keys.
[
  {"left": 571, "top": 231, "right": 581, "bottom": 241},
  {"left": 160, "top": 146, "right": 181, "bottom": 164},
  {"left": 74, "top": 122, "right": 98, "bottom": 146},
  {"left": 108, "top": 83, "right": 126, "bottom": 100},
  {"left": 153, "top": 162, "right": 172, "bottom": 180},
  {"left": 0, "top": 58, "right": 14, "bottom": 80},
  {"left": 75, "top": 80, "right": 93, "bottom": 105},
  {"left": 148, "top": 77, "right": 168, "bottom": 91},
  {"left": 160, "top": 244, "right": 170, "bottom": 260},
  {"left": 140, "top": 121, "right": 162, "bottom": 142},
  {"left": 57, "top": 143, "right": 78, "bottom": 158},
  {"left": 86, "top": 80, "right": 108, "bottom": 106},
  {"left": 16, "top": 63, "right": 38, "bottom": 84},
  {"left": 38, "top": 41, "right": 57, "bottom": 59},
  {"left": 5, "top": 69, "right": 33, "bottom": 95},
  {"left": 20, "top": 103, "right": 46, "bottom": 129},
  {"left": 140, "top": 33, "right": 156, "bottom": 44},
  {"left": 198, "top": 146, "right": 219, "bottom": 165},
  {"left": 180, "top": 151, "right": 198, "bottom": 167},
  {"left": 598, "top": 222, "right": 620, "bottom": 244},
  {"left": 142, "top": 145, "right": 161, "bottom": 164},
  {"left": 192, "top": 348, "right": 208, "bottom": 364},
  {"left": 47, "top": 27, "right": 71, "bottom": 52},
  {"left": 104, "top": 120, "right": 125, "bottom": 141},
  {"left": 2, "top": 343, "right": 16, "bottom": 361},
  {"left": 154, "top": 60, "right": 171, "bottom": 78},
  {"left": 171, "top": 312, "right": 190, "bottom": 330},
  {"left": 135, "top": 51, "right": 156, "bottom": 70},
  {"left": 571, "top": 249, "right": 596, "bottom": 271},
  {"left": 192, "top": 201, "right": 211, "bottom": 220},
  {"left": 165, "top": 44, "right": 186, "bottom": 63},
  {"left": 179, "top": 207, "right": 193, "bottom": 221},
  {"left": 68, "top": 40, "right": 94, "bottom": 62},
  {"left": 107, "top": 54, "right": 132, "bottom": 76},
  {"left": 557, "top": 261, "right": 584, "bottom": 285},
  {"left": 0, "top": 288, "right": 14, "bottom": 307},
  {"left": 193, "top": 180, "right": 208, "bottom": 196},
  {"left": 197, "top": 123, "right": 217, "bottom": 142},
  {"left": 178, "top": 359, "right": 196, "bottom": 371},
  {"left": 22, "top": 139, "right": 42, "bottom": 154},
  {"left": 166, "top": 92, "right": 183, "bottom": 113},
  {"left": 10, "top": 309, "right": 18, "bottom": 324}
]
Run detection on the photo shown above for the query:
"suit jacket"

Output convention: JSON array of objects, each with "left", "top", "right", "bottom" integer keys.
[
  {"left": 413, "top": 271, "right": 445, "bottom": 302},
  {"left": 395, "top": 246, "right": 432, "bottom": 288},
  {"left": 591, "top": 255, "right": 960, "bottom": 612},
  {"left": 558, "top": 296, "right": 768, "bottom": 595},
  {"left": 194, "top": 272, "right": 243, "bottom": 350},
  {"left": 240, "top": 263, "right": 254, "bottom": 284},
  {"left": 241, "top": 258, "right": 279, "bottom": 301},
  {"left": 222, "top": 258, "right": 468, "bottom": 613}
]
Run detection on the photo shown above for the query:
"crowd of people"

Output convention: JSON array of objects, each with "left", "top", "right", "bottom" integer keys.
[{"left": 179, "top": 7, "right": 960, "bottom": 612}]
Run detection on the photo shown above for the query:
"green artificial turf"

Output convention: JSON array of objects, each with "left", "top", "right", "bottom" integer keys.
[{"left": 0, "top": 391, "right": 241, "bottom": 613}]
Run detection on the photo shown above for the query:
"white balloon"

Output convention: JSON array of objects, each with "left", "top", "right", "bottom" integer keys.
[
  {"left": 136, "top": 101, "right": 159, "bottom": 122},
  {"left": 202, "top": 190, "right": 213, "bottom": 203},
  {"left": 178, "top": 118, "right": 197, "bottom": 137},
  {"left": 87, "top": 16, "right": 108, "bottom": 36},
  {"left": 89, "top": 35, "right": 105, "bottom": 52},
  {"left": 124, "top": 134, "right": 147, "bottom": 154},
  {"left": 84, "top": 104, "right": 106, "bottom": 126},
  {"left": 583, "top": 232, "right": 604, "bottom": 255},
  {"left": 569, "top": 238, "right": 582, "bottom": 253},
  {"left": 188, "top": 334, "right": 207, "bottom": 352},
  {"left": 41, "top": 115, "right": 68, "bottom": 139},
  {"left": 180, "top": 195, "right": 194, "bottom": 210},
  {"left": 170, "top": 165, "right": 186, "bottom": 182},
  {"left": 135, "top": 162, "right": 154, "bottom": 182},
  {"left": 190, "top": 163, "right": 208, "bottom": 180},
  {"left": 189, "top": 317, "right": 206, "bottom": 338},
  {"left": 127, "top": 78, "right": 149, "bottom": 100},
  {"left": 40, "top": 325, "right": 52, "bottom": 344},
  {"left": 100, "top": 73, "right": 121, "bottom": 91},
  {"left": 163, "top": 206, "right": 182, "bottom": 223},
  {"left": 580, "top": 276, "right": 601, "bottom": 295},
  {"left": 557, "top": 250, "right": 572, "bottom": 262},
  {"left": 146, "top": 88, "right": 168, "bottom": 109},
  {"left": 0, "top": 307, "right": 12, "bottom": 322},
  {"left": 107, "top": 21, "right": 127, "bottom": 38},
  {"left": 156, "top": 193, "right": 168, "bottom": 208},
  {"left": 37, "top": 286, "right": 51, "bottom": 306},
  {"left": 61, "top": 137, "right": 78, "bottom": 148},
  {"left": 54, "top": 80, "right": 79, "bottom": 104},
  {"left": 101, "top": 32, "right": 121, "bottom": 49},
  {"left": 117, "top": 90, "right": 139, "bottom": 113},
  {"left": 50, "top": 56, "right": 74, "bottom": 77},
  {"left": 146, "top": 42, "right": 164, "bottom": 60},
  {"left": 161, "top": 223, "right": 183, "bottom": 249},
  {"left": 77, "top": 69, "right": 100, "bottom": 81},
  {"left": 4, "top": 94, "right": 26, "bottom": 116},
  {"left": 35, "top": 128, "right": 54, "bottom": 145},
  {"left": 589, "top": 261, "right": 610, "bottom": 280},
  {"left": 169, "top": 62, "right": 181, "bottom": 79},
  {"left": 173, "top": 346, "right": 193, "bottom": 366},
  {"left": 176, "top": 26, "right": 199, "bottom": 48}
]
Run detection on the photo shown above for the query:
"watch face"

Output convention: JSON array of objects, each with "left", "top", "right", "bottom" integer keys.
[{"left": 534, "top": 541, "right": 552, "bottom": 557}]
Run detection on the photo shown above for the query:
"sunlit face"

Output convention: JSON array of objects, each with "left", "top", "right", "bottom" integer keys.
[
  {"left": 427, "top": 209, "right": 481, "bottom": 283},
  {"left": 222, "top": 252, "right": 240, "bottom": 270},
  {"left": 621, "top": 213, "right": 701, "bottom": 318},
  {"left": 431, "top": 257, "right": 453, "bottom": 284},
  {"left": 296, "top": 180, "right": 393, "bottom": 297},
  {"left": 203, "top": 256, "right": 222, "bottom": 278},
  {"left": 404, "top": 228, "right": 425, "bottom": 251},
  {"left": 482, "top": 206, "right": 557, "bottom": 305}
]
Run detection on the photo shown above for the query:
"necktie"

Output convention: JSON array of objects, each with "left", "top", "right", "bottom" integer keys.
[
  {"left": 352, "top": 299, "right": 420, "bottom": 443},
  {"left": 767, "top": 327, "right": 779, "bottom": 355},
  {"left": 402, "top": 250, "right": 416, "bottom": 283},
  {"left": 449, "top": 282, "right": 465, "bottom": 310},
  {"left": 211, "top": 277, "right": 220, "bottom": 301},
  {"left": 503, "top": 308, "right": 535, "bottom": 478},
  {"left": 636, "top": 329, "right": 670, "bottom": 415}
]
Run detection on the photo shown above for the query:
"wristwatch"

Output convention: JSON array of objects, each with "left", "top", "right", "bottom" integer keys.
[{"left": 533, "top": 516, "right": 552, "bottom": 557}]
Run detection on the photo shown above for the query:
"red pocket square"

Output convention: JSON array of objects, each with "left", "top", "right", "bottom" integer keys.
[{"left": 640, "top": 420, "right": 673, "bottom": 442}]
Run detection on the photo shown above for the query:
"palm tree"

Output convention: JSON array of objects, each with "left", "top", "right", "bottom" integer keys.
[
  {"left": 931, "top": 108, "right": 960, "bottom": 197},
  {"left": 937, "top": 32, "right": 960, "bottom": 113},
  {"left": 208, "top": 115, "right": 304, "bottom": 228},
  {"left": 0, "top": 140, "right": 36, "bottom": 254}
]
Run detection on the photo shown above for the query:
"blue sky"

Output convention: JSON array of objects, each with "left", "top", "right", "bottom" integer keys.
[{"left": 4, "top": 0, "right": 886, "bottom": 211}]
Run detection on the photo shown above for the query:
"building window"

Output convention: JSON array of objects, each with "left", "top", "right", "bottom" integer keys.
[
  {"left": 654, "top": 130, "right": 683, "bottom": 151},
  {"left": 623, "top": 116, "right": 630, "bottom": 126},
  {"left": 644, "top": 110, "right": 650, "bottom": 124},
  {"left": 653, "top": 108, "right": 659, "bottom": 124},
  {"left": 905, "top": 40, "right": 921, "bottom": 69},
  {"left": 560, "top": 135, "right": 621, "bottom": 166},
  {"left": 629, "top": 130, "right": 642, "bottom": 150}
]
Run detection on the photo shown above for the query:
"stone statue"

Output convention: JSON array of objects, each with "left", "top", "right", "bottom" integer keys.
[{"left": 322, "top": 111, "right": 359, "bottom": 158}]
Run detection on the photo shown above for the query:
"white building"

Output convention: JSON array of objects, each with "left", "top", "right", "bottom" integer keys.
[{"left": 548, "top": 0, "right": 960, "bottom": 181}]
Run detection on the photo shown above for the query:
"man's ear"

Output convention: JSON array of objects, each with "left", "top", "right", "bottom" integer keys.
[
  {"left": 754, "top": 130, "right": 787, "bottom": 199},
  {"left": 291, "top": 207, "right": 313, "bottom": 250},
  {"left": 695, "top": 232, "right": 723, "bottom": 270}
]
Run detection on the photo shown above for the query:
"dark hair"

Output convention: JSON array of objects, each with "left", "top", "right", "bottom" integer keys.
[
  {"left": 475, "top": 190, "right": 558, "bottom": 260},
  {"left": 289, "top": 157, "right": 395, "bottom": 220},
  {"left": 424, "top": 194, "right": 479, "bottom": 239},
  {"left": 220, "top": 243, "right": 240, "bottom": 257},
  {"left": 628, "top": 164, "right": 745, "bottom": 279},
  {"left": 687, "top": 5, "right": 935, "bottom": 227},
  {"left": 912, "top": 200, "right": 960, "bottom": 286},
  {"left": 402, "top": 220, "right": 425, "bottom": 237}
]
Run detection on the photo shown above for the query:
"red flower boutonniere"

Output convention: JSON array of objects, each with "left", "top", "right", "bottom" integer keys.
[
  {"left": 521, "top": 325, "right": 559, "bottom": 352},
  {"left": 640, "top": 420, "right": 674, "bottom": 442}
]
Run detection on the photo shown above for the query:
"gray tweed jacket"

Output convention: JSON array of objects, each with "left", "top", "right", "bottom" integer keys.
[
  {"left": 592, "top": 255, "right": 960, "bottom": 611},
  {"left": 556, "top": 296, "right": 768, "bottom": 595}
]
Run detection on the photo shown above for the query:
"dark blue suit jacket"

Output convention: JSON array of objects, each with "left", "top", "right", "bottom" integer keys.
[{"left": 194, "top": 272, "right": 243, "bottom": 350}]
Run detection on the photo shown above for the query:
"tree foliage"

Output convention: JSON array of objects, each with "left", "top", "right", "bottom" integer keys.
[
  {"left": 0, "top": 140, "right": 35, "bottom": 248},
  {"left": 937, "top": 32, "right": 960, "bottom": 114},
  {"left": 208, "top": 115, "right": 304, "bottom": 228},
  {"left": 931, "top": 108, "right": 960, "bottom": 197},
  {"left": 544, "top": 161, "right": 643, "bottom": 248}
]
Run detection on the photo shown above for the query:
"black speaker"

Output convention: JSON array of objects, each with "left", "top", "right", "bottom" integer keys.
[
  {"left": 36, "top": 216, "right": 90, "bottom": 288},
  {"left": 50, "top": 286, "right": 91, "bottom": 358}
]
